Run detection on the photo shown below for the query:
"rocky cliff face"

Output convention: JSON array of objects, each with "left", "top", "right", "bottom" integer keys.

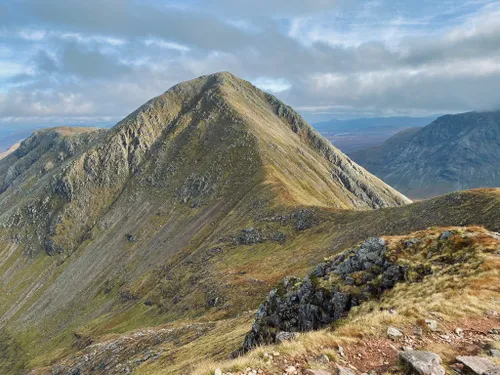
[{"left": 350, "top": 111, "right": 500, "bottom": 199}]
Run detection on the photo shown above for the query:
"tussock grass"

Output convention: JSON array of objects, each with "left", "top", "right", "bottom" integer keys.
[{"left": 193, "top": 226, "right": 500, "bottom": 374}]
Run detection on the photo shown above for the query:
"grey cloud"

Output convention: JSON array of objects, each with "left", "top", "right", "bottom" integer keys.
[
  {"left": 1, "top": 1, "right": 500, "bottom": 124},
  {"left": 30, "top": 42, "right": 131, "bottom": 79},
  {"left": 402, "top": 28, "right": 500, "bottom": 66},
  {"left": 201, "top": 0, "right": 338, "bottom": 17},
  {"left": 20, "top": 0, "right": 253, "bottom": 51},
  {"left": 59, "top": 42, "right": 131, "bottom": 78},
  {"left": 33, "top": 50, "right": 58, "bottom": 72}
]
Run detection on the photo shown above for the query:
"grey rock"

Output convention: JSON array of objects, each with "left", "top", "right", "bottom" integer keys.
[
  {"left": 439, "top": 231, "right": 452, "bottom": 240},
  {"left": 336, "top": 365, "right": 355, "bottom": 375},
  {"left": 489, "top": 349, "right": 500, "bottom": 358},
  {"left": 424, "top": 319, "right": 439, "bottom": 332},
  {"left": 338, "top": 345, "right": 345, "bottom": 357},
  {"left": 315, "top": 354, "right": 330, "bottom": 363},
  {"left": 414, "top": 325, "right": 423, "bottom": 336},
  {"left": 456, "top": 356, "right": 500, "bottom": 375},
  {"left": 388, "top": 326, "right": 404, "bottom": 338},
  {"left": 303, "top": 370, "right": 332, "bottom": 375},
  {"left": 400, "top": 350, "right": 445, "bottom": 375}
]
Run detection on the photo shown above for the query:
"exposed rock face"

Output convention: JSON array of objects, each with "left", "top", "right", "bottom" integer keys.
[
  {"left": 400, "top": 350, "right": 445, "bottom": 375},
  {"left": 0, "top": 72, "right": 409, "bottom": 258},
  {"left": 456, "top": 356, "right": 500, "bottom": 375},
  {"left": 243, "top": 237, "right": 408, "bottom": 350},
  {"left": 350, "top": 110, "right": 500, "bottom": 199}
]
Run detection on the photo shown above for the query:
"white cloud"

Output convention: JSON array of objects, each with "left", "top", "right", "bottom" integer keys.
[
  {"left": 0, "top": 62, "right": 26, "bottom": 78},
  {"left": 144, "top": 38, "right": 190, "bottom": 52},
  {"left": 253, "top": 77, "right": 292, "bottom": 93},
  {"left": 60, "top": 32, "right": 127, "bottom": 46},
  {"left": 18, "top": 29, "right": 46, "bottom": 41}
]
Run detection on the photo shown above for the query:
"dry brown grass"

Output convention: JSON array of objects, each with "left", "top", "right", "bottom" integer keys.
[{"left": 192, "top": 226, "right": 500, "bottom": 374}]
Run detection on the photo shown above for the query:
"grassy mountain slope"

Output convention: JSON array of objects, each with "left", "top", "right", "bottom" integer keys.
[
  {"left": 20, "top": 188, "right": 500, "bottom": 374},
  {"left": 2, "top": 73, "right": 499, "bottom": 375},
  {"left": 350, "top": 111, "right": 500, "bottom": 199},
  {"left": 0, "top": 72, "right": 409, "bottom": 374}
]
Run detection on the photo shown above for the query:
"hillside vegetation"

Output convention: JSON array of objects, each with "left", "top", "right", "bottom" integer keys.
[{"left": 197, "top": 226, "right": 500, "bottom": 375}]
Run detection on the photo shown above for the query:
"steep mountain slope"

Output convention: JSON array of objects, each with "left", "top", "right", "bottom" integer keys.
[
  {"left": 350, "top": 111, "right": 500, "bottom": 199},
  {"left": 30, "top": 188, "right": 500, "bottom": 375},
  {"left": 0, "top": 72, "right": 410, "bottom": 373},
  {"left": 1, "top": 74, "right": 499, "bottom": 375}
]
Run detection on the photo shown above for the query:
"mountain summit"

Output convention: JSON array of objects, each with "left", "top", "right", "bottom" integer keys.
[
  {"left": 0, "top": 72, "right": 413, "bottom": 373},
  {"left": 1, "top": 72, "right": 410, "bottom": 255}
]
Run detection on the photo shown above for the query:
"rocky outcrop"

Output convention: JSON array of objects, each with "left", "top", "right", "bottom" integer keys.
[
  {"left": 243, "top": 237, "right": 408, "bottom": 350},
  {"left": 243, "top": 227, "right": 494, "bottom": 351}
]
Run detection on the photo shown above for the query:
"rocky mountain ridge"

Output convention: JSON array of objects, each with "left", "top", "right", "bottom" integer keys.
[
  {"left": 350, "top": 110, "right": 500, "bottom": 199},
  {"left": 0, "top": 72, "right": 410, "bottom": 374}
]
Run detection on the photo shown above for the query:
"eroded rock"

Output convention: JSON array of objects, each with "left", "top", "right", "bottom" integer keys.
[
  {"left": 400, "top": 350, "right": 445, "bottom": 375},
  {"left": 456, "top": 356, "right": 500, "bottom": 375},
  {"left": 388, "top": 326, "right": 404, "bottom": 339},
  {"left": 243, "top": 237, "right": 410, "bottom": 350}
]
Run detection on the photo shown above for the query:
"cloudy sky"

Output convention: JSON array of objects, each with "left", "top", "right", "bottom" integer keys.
[{"left": 1, "top": 0, "right": 500, "bottom": 128}]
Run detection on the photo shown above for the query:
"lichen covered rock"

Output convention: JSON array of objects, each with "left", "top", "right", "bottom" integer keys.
[{"left": 243, "top": 237, "right": 408, "bottom": 350}]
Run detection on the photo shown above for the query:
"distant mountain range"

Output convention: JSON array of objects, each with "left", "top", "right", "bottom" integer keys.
[
  {"left": 314, "top": 115, "right": 438, "bottom": 152},
  {"left": 314, "top": 115, "right": 438, "bottom": 133},
  {"left": 350, "top": 110, "right": 500, "bottom": 199}
]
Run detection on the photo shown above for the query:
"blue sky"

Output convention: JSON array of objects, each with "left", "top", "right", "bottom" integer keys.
[{"left": 0, "top": 0, "right": 500, "bottom": 128}]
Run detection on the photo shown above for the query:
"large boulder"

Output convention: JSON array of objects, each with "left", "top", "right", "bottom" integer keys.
[
  {"left": 400, "top": 350, "right": 445, "bottom": 375},
  {"left": 456, "top": 356, "right": 500, "bottom": 375}
]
